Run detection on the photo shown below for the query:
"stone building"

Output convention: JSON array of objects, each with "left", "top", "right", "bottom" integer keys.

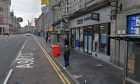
[
  {"left": 110, "top": 0, "right": 140, "bottom": 83},
  {"left": 0, "top": 0, "right": 20, "bottom": 35},
  {"left": 41, "top": 0, "right": 115, "bottom": 62},
  {"left": 0, "top": 0, "right": 11, "bottom": 34},
  {"left": 35, "top": 0, "right": 140, "bottom": 83}
]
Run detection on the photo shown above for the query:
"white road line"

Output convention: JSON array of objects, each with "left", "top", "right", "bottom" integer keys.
[
  {"left": 3, "top": 40, "right": 27, "bottom": 84},
  {"left": 15, "top": 40, "right": 27, "bottom": 61},
  {"left": 3, "top": 69, "right": 13, "bottom": 84}
]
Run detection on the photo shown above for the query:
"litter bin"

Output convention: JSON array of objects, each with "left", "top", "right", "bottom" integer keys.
[{"left": 51, "top": 44, "right": 60, "bottom": 57}]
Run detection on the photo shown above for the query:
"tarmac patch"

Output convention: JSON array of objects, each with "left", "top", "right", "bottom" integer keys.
[
  {"left": 72, "top": 75, "right": 83, "bottom": 79},
  {"left": 96, "top": 64, "right": 103, "bottom": 67}
]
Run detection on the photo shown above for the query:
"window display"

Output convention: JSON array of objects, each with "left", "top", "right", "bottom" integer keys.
[
  {"left": 80, "top": 27, "right": 83, "bottom": 48},
  {"left": 93, "top": 24, "right": 100, "bottom": 52},
  {"left": 100, "top": 23, "right": 109, "bottom": 54},
  {"left": 93, "top": 23, "right": 110, "bottom": 55},
  {"left": 127, "top": 41, "right": 140, "bottom": 82}
]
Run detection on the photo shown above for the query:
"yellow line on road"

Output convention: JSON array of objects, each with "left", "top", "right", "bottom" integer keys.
[{"left": 35, "top": 37, "right": 71, "bottom": 84}]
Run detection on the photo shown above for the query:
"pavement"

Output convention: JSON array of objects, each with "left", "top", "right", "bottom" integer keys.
[{"left": 36, "top": 36, "right": 123, "bottom": 84}]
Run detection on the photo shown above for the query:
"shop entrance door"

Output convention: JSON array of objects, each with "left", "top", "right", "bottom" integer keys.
[
  {"left": 84, "top": 30, "right": 92, "bottom": 54},
  {"left": 0, "top": 28, "right": 1, "bottom": 35}
]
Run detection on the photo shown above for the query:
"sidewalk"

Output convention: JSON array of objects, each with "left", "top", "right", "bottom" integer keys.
[{"left": 36, "top": 36, "right": 123, "bottom": 84}]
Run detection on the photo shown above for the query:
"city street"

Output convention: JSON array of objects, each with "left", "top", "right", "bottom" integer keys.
[
  {"left": 1, "top": 0, "right": 140, "bottom": 84},
  {"left": 0, "top": 35, "right": 74, "bottom": 84}
]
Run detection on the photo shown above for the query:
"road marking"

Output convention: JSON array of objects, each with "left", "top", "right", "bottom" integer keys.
[
  {"left": 3, "top": 69, "right": 13, "bottom": 84},
  {"left": 3, "top": 40, "right": 27, "bottom": 84},
  {"left": 34, "top": 37, "right": 71, "bottom": 84},
  {"left": 16, "top": 53, "right": 34, "bottom": 68},
  {"left": 15, "top": 40, "right": 27, "bottom": 61}
]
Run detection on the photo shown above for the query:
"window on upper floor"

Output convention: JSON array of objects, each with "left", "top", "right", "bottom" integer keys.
[{"left": 0, "top": 7, "right": 3, "bottom": 12}]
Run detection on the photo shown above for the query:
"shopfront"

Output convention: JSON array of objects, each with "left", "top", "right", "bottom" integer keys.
[
  {"left": 93, "top": 23, "right": 110, "bottom": 55},
  {"left": 127, "top": 40, "right": 140, "bottom": 83},
  {"left": 125, "top": 13, "right": 140, "bottom": 84},
  {"left": 69, "top": 6, "right": 111, "bottom": 62},
  {"left": 71, "top": 28, "right": 76, "bottom": 47},
  {"left": 83, "top": 26, "right": 93, "bottom": 54}
]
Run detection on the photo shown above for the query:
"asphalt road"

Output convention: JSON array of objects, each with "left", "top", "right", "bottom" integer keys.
[
  {"left": 0, "top": 35, "right": 26, "bottom": 84},
  {"left": 0, "top": 35, "right": 74, "bottom": 84}
]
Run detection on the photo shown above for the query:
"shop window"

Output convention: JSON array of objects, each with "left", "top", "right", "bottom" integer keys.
[
  {"left": 93, "top": 23, "right": 110, "bottom": 55},
  {"left": 80, "top": 27, "right": 83, "bottom": 48},
  {"left": 71, "top": 28, "right": 76, "bottom": 47},
  {"left": 99, "top": 23, "right": 109, "bottom": 54},
  {"left": 93, "top": 24, "right": 100, "bottom": 52},
  {"left": 127, "top": 42, "right": 140, "bottom": 82}
]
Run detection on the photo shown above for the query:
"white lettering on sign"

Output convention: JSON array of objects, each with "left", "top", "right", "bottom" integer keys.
[{"left": 16, "top": 53, "right": 34, "bottom": 68}]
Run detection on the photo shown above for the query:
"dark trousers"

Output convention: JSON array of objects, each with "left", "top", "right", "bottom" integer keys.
[
  {"left": 45, "top": 37, "right": 48, "bottom": 43},
  {"left": 64, "top": 56, "right": 69, "bottom": 67}
]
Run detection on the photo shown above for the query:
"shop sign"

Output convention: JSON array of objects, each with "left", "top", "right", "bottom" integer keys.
[
  {"left": 91, "top": 13, "right": 100, "bottom": 21},
  {"left": 127, "top": 13, "right": 140, "bottom": 35},
  {"left": 77, "top": 19, "right": 83, "bottom": 24}
]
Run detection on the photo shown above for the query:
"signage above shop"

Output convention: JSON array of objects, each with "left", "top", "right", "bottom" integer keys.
[
  {"left": 127, "top": 13, "right": 140, "bottom": 35},
  {"left": 91, "top": 13, "right": 100, "bottom": 21},
  {"left": 77, "top": 19, "right": 83, "bottom": 24}
]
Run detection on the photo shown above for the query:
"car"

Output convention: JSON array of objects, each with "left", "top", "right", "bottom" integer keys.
[{"left": 26, "top": 33, "right": 30, "bottom": 36}]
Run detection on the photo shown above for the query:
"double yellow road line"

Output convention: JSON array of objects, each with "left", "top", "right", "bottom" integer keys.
[{"left": 35, "top": 38, "right": 71, "bottom": 84}]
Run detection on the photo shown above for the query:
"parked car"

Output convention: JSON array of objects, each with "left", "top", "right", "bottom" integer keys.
[{"left": 26, "top": 33, "right": 30, "bottom": 36}]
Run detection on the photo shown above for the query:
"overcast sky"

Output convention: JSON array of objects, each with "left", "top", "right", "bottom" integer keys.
[{"left": 11, "top": 0, "right": 42, "bottom": 27}]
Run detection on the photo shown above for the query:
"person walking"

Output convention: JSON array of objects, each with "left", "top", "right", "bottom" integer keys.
[
  {"left": 63, "top": 45, "right": 70, "bottom": 69},
  {"left": 48, "top": 36, "right": 50, "bottom": 43},
  {"left": 64, "top": 38, "right": 69, "bottom": 47},
  {"left": 45, "top": 35, "right": 48, "bottom": 43}
]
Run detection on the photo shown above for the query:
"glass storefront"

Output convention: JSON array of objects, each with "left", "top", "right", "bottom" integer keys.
[
  {"left": 93, "top": 24, "right": 100, "bottom": 52},
  {"left": 80, "top": 27, "right": 84, "bottom": 48},
  {"left": 70, "top": 23, "right": 110, "bottom": 55},
  {"left": 71, "top": 28, "right": 76, "bottom": 47},
  {"left": 127, "top": 41, "right": 140, "bottom": 82},
  {"left": 83, "top": 26, "right": 93, "bottom": 54},
  {"left": 100, "top": 23, "right": 109, "bottom": 54},
  {"left": 93, "top": 23, "right": 110, "bottom": 55}
]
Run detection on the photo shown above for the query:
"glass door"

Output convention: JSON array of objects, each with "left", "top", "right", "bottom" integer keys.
[
  {"left": 84, "top": 35, "right": 88, "bottom": 52},
  {"left": 88, "top": 35, "right": 92, "bottom": 53},
  {"left": 83, "top": 27, "right": 92, "bottom": 54}
]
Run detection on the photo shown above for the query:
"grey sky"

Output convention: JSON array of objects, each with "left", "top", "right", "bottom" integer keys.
[{"left": 11, "top": 0, "right": 41, "bottom": 27}]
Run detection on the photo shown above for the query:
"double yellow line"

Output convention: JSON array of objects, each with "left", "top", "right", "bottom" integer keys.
[{"left": 35, "top": 38, "right": 71, "bottom": 84}]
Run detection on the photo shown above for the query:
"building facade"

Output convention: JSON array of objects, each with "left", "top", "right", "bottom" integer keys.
[
  {"left": 0, "top": 0, "right": 11, "bottom": 34},
  {"left": 0, "top": 0, "right": 20, "bottom": 35},
  {"left": 40, "top": 0, "right": 114, "bottom": 62},
  {"left": 35, "top": 0, "right": 140, "bottom": 83},
  {"left": 9, "top": 12, "right": 21, "bottom": 34},
  {"left": 110, "top": 0, "right": 140, "bottom": 83}
]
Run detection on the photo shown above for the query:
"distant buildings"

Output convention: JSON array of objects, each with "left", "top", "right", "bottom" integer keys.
[{"left": 0, "top": 0, "right": 20, "bottom": 35}]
